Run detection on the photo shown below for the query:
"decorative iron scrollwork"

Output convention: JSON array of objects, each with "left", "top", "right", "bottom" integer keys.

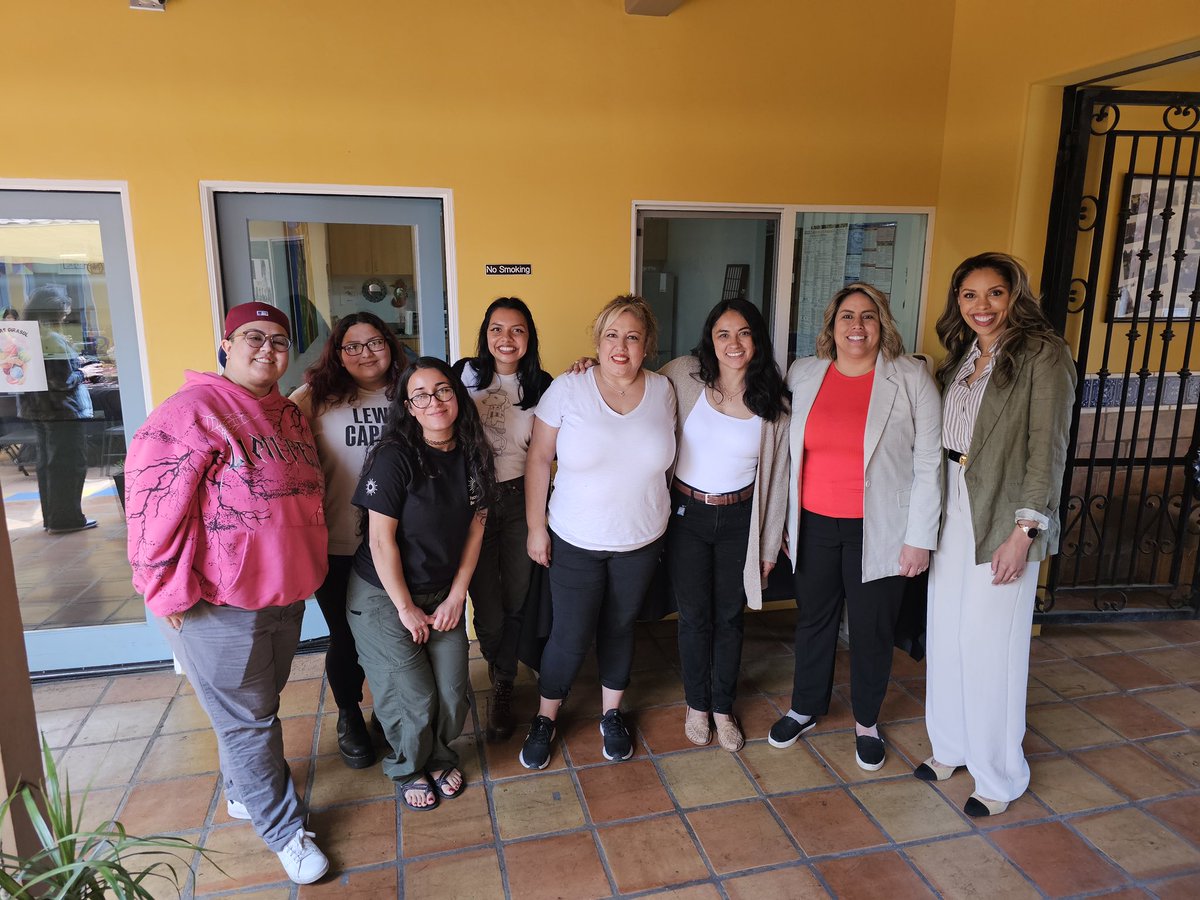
[
  {"left": 1067, "top": 278, "right": 1090, "bottom": 314},
  {"left": 1036, "top": 589, "right": 1055, "bottom": 614},
  {"left": 1095, "top": 589, "right": 1128, "bottom": 612},
  {"left": 1163, "top": 105, "right": 1200, "bottom": 133},
  {"left": 1091, "top": 104, "right": 1120, "bottom": 134},
  {"left": 1078, "top": 195, "right": 1099, "bottom": 231}
]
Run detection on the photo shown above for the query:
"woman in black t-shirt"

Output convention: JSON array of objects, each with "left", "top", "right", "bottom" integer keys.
[{"left": 347, "top": 357, "right": 494, "bottom": 811}]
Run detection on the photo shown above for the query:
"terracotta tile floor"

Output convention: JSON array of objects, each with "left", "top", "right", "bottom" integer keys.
[{"left": 24, "top": 612, "right": 1200, "bottom": 898}]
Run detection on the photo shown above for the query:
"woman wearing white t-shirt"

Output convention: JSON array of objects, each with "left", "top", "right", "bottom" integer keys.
[
  {"left": 453, "top": 297, "right": 552, "bottom": 743},
  {"left": 520, "top": 295, "right": 676, "bottom": 770},
  {"left": 291, "top": 311, "right": 406, "bottom": 770}
]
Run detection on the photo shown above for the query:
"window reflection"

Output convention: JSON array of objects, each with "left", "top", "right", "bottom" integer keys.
[
  {"left": 244, "top": 221, "right": 422, "bottom": 396},
  {"left": 1, "top": 219, "right": 138, "bottom": 631}
]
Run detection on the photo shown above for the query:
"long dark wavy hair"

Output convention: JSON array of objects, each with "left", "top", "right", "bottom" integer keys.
[
  {"left": 691, "top": 298, "right": 788, "bottom": 421},
  {"left": 302, "top": 312, "right": 405, "bottom": 414},
  {"left": 453, "top": 297, "right": 550, "bottom": 409},
  {"left": 360, "top": 357, "right": 496, "bottom": 528},
  {"left": 934, "top": 252, "right": 1066, "bottom": 389}
]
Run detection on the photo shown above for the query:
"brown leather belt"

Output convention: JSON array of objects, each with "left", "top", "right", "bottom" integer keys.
[
  {"left": 672, "top": 478, "right": 754, "bottom": 506},
  {"left": 945, "top": 448, "right": 968, "bottom": 465}
]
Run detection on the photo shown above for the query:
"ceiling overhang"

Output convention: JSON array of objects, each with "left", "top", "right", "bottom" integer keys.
[{"left": 625, "top": 0, "right": 686, "bottom": 16}]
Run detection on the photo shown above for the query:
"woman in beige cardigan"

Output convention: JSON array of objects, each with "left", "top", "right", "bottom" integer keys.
[{"left": 660, "top": 299, "right": 790, "bottom": 751}]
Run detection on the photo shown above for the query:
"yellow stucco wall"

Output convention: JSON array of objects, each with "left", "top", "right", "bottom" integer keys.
[
  {"left": 1, "top": 0, "right": 1199, "bottom": 399},
  {"left": 926, "top": 0, "right": 1200, "bottom": 356}
]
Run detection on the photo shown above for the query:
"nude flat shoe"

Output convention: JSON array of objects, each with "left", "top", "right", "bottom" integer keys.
[
  {"left": 684, "top": 707, "right": 711, "bottom": 745},
  {"left": 714, "top": 716, "right": 744, "bottom": 753}
]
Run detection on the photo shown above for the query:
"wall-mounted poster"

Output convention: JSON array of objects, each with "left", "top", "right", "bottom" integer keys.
[
  {"left": 1109, "top": 174, "right": 1200, "bottom": 321},
  {"left": 0, "top": 321, "right": 48, "bottom": 392}
]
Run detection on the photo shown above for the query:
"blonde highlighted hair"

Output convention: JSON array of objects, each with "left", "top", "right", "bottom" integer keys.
[
  {"left": 814, "top": 282, "right": 905, "bottom": 361},
  {"left": 591, "top": 294, "right": 659, "bottom": 362}
]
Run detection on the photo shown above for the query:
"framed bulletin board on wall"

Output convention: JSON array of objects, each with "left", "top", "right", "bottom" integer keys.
[{"left": 1108, "top": 173, "right": 1200, "bottom": 321}]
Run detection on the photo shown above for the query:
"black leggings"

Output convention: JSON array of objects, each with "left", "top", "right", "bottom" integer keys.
[
  {"left": 314, "top": 554, "right": 367, "bottom": 709},
  {"left": 537, "top": 532, "right": 664, "bottom": 701}
]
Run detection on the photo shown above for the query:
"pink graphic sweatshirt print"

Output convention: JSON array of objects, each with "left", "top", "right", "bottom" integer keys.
[{"left": 125, "top": 371, "right": 328, "bottom": 617}]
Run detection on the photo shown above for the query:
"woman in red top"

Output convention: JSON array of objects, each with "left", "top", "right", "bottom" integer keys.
[{"left": 768, "top": 283, "right": 942, "bottom": 771}]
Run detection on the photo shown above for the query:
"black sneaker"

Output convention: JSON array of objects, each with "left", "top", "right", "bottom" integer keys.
[
  {"left": 767, "top": 713, "right": 817, "bottom": 749},
  {"left": 599, "top": 708, "right": 634, "bottom": 761},
  {"left": 519, "top": 715, "right": 556, "bottom": 770},
  {"left": 855, "top": 734, "right": 886, "bottom": 771}
]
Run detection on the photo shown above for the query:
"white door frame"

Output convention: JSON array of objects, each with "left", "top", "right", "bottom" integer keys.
[
  {"left": 199, "top": 182, "right": 460, "bottom": 362},
  {"left": 632, "top": 201, "right": 937, "bottom": 358}
]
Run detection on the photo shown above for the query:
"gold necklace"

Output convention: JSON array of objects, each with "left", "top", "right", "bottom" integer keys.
[
  {"left": 713, "top": 381, "right": 746, "bottom": 402},
  {"left": 598, "top": 370, "right": 638, "bottom": 397}
]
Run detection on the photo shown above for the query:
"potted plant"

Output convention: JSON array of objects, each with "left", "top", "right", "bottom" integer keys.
[{"left": 0, "top": 739, "right": 213, "bottom": 898}]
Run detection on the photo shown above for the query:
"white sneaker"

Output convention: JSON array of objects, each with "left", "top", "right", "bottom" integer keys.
[
  {"left": 226, "top": 799, "right": 251, "bottom": 820},
  {"left": 276, "top": 827, "right": 329, "bottom": 885}
]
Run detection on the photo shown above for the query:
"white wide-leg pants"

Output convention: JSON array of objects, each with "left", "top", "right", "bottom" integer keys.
[{"left": 925, "top": 463, "right": 1039, "bottom": 802}]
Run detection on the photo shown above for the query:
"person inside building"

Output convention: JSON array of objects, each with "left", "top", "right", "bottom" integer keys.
[
  {"left": 453, "top": 297, "right": 552, "bottom": 742},
  {"left": 346, "top": 356, "right": 493, "bottom": 811},
  {"left": 124, "top": 301, "right": 331, "bottom": 884},
  {"left": 768, "top": 283, "right": 942, "bottom": 772},
  {"left": 18, "top": 284, "right": 96, "bottom": 534},
  {"left": 520, "top": 295, "right": 676, "bottom": 770},
  {"left": 917, "top": 252, "right": 1075, "bottom": 817},
  {"left": 290, "top": 311, "right": 406, "bottom": 769}
]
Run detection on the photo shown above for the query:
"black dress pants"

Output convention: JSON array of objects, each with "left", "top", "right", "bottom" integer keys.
[
  {"left": 667, "top": 489, "right": 751, "bottom": 714},
  {"left": 34, "top": 419, "right": 89, "bottom": 530},
  {"left": 790, "top": 511, "right": 906, "bottom": 727}
]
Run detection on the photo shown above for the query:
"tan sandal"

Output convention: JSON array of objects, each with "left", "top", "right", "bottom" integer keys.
[
  {"left": 684, "top": 707, "right": 711, "bottom": 745},
  {"left": 714, "top": 715, "right": 744, "bottom": 752}
]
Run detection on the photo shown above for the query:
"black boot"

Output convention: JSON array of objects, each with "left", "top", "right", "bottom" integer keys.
[
  {"left": 337, "top": 707, "right": 375, "bottom": 769},
  {"left": 487, "top": 678, "right": 516, "bottom": 742}
]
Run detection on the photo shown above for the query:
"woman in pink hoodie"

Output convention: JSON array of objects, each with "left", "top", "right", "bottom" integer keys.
[{"left": 124, "top": 302, "right": 330, "bottom": 886}]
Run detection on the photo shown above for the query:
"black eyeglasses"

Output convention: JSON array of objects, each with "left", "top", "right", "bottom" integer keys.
[
  {"left": 234, "top": 329, "right": 292, "bottom": 352},
  {"left": 341, "top": 337, "right": 388, "bottom": 356},
  {"left": 406, "top": 385, "right": 456, "bottom": 408}
]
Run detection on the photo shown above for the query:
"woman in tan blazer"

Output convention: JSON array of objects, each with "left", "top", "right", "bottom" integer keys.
[
  {"left": 916, "top": 252, "right": 1076, "bottom": 817},
  {"left": 769, "top": 284, "right": 942, "bottom": 771}
]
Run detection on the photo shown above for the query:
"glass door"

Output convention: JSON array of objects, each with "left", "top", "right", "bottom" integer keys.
[
  {"left": 213, "top": 191, "right": 449, "bottom": 639},
  {"left": 635, "top": 211, "right": 779, "bottom": 370},
  {"left": 214, "top": 193, "right": 447, "bottom": 396},
  {"left": 0, "top": 189, "right": 165, "bottom": 673}
]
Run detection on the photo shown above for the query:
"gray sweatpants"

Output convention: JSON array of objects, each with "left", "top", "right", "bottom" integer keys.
[
  {"left": 162, "top": 601, "right": 306, "bottom": 852},
  {"left": 346, "top": 571, "right": 469, "bottom": 783}
]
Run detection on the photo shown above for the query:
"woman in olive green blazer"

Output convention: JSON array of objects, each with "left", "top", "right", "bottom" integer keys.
[{"left": 917, "top": 252, "right": 1076, "bottom": 818}]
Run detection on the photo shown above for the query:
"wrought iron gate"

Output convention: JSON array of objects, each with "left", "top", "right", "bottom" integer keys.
[{"left": 1040, "top": 87, "right": 1200, "bottom": 622}]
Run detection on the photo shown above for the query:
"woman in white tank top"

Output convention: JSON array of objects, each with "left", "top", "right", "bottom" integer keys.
[{"left": 660, "top": 299, "right": 791, "bottom": 752}]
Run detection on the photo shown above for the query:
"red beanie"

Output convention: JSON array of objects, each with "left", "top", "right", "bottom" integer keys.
[{"left": 223, "top": 302, "right": 291, "bottom": 339}]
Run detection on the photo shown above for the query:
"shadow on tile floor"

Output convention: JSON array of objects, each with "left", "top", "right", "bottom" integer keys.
[{"left": 26, "top": 612, "right": 1200, "bottom": 899}]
